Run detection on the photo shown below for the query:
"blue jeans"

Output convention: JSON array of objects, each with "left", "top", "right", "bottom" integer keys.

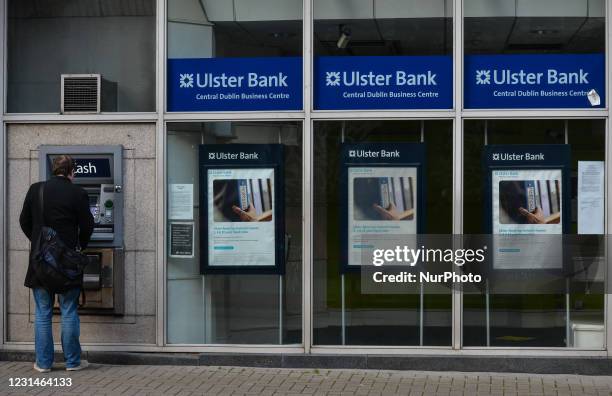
[{"left": 32, "top": 288, "right": 81, "bottom": 369}]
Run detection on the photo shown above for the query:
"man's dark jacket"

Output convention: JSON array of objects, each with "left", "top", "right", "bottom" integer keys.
[{"left": 19, "top": 176, "right": 95, "bottom": 289}]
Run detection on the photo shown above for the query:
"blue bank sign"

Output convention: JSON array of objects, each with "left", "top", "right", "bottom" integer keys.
[
  {"left": 167, "top": 57, "right": 302, "bottom": 111},
  {"left": 465, "top": 54, "right": 605, "bottom": 109},
  {"left": 315, "top": 56, "right": 453, "bottom": 110}
]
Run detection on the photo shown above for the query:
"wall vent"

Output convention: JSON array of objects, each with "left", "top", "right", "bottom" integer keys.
[{"left": 61, "top": 74, "right": 101, "bottom": 114}]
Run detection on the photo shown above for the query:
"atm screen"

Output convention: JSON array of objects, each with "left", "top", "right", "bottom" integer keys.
[
  {"left": 47, "top": 155, "right": 112, "bottom": 180},
  {"left": 73, "top": 158, "right": 112, "bottom": 178}
]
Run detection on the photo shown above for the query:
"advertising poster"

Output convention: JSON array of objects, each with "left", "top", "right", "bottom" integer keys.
[
  {"left": 199, "top": 144, "right": 284, "bottom": 274},
  {"left": 484, "top": 145, "right": 570, "bottom": 270},
  {"left": 341, "top": 143, "right": 425, "bottom": 271},
  {"left": 492, "top": 169, "right": 563, "bottom": 235},
  {"left": 208, "top": 168, "right": 275, "bottom": 266}
]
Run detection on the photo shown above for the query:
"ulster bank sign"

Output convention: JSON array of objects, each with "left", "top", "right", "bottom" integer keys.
[
  {"left": 167, "top": 57, "right": 302, "bottom": 111},
  {"left": 315, "top": 55, "right": 453, "bottom": 110},
  {"left": 465, "top": 54, "right": 605, "bottom": 109}
]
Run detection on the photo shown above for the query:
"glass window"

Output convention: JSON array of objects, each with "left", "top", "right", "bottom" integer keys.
[
  {"left": 167, "top": 0, "right": 303, "bottom": 111},
  {"left": 463, "top": 119, "right": 606, "bottom": 348},
  {"left": 313, "top": 120, "right": 453, "bottom": 346},
  {"left": 166, "top": 121, "right": 302, "bottom": 344},
  {"left": 7, "top": 0, "right": 156, "bottom": 113},
  {"left": 464, "top": 0, "right": 606, "bottom": 109},
  {"left": 313, "top": 0, "right": 453, "bottom": 110}
]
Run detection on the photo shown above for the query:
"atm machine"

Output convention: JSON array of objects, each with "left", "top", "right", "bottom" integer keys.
[{"left": 39, "top": 145, "right": 124, "bottom": 315}]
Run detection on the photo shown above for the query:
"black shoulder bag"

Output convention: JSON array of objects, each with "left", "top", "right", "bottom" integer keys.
[{"left": 31, "top": 182, "right": 90, "bottom": 293}]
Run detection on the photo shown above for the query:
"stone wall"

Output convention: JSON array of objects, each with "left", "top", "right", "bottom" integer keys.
[{"left": 6, "top": 123, "right": 157, "bottom": 345}]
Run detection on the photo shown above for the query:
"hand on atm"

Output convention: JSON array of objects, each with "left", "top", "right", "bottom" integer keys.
[{"left": 231, "top": 203, "right": 273, "bottom": 222}]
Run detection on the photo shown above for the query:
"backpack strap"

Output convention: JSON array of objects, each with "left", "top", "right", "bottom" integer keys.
[{"left": 37, "top": 182, "right": 46, "bottom": 227}]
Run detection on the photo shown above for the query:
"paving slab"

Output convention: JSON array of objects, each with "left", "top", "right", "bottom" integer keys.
[{"left": 1, "top": 361, "right": 612, "bottom": 395}]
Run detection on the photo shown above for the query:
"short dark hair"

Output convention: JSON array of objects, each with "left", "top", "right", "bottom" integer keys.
[{"left": 52, "top": 155, "right": 75, "bottom": 176}]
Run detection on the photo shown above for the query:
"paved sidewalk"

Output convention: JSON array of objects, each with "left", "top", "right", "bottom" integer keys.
[{"left": 1, "top": 361, "right": 612, "bottom": 395}]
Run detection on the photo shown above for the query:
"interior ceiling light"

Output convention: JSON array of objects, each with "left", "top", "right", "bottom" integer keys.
[
  {"left": 337, "top": 25, "right": 351, "bottom": 49},
  {"left": 530, "top": 29, "right": 558, "bottom": 36},
  {"left": 269, "top": 32, "right": 296, "bottom": 39}
]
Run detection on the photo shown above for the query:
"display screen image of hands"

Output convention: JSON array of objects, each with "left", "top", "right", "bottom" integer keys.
[
  {"left": 499, "top": 179, "right": 561, "bottom": 225},
  {"left": 353, "top": 176, "right": 415, "bottom": 221},
  {"left": 213, "top": 178, "right": 273, "bottom": 222}
]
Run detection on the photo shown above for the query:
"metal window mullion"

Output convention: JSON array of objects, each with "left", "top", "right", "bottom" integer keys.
[
  {"left": 310, "top": 110, "right": 455, "bottom": 120},
  {"left": 452, "top": 0, "right": 464, "bottom": 351},
  {"left": 606, "top": 0, "right": 612, "bottom": 357},
  {"left": 2, "top": 0, "right": 5, "bottom": 116},
  {"left": 607, "top": 0, "right": 610, "bottom": 112},
  {"left": 606, "top": 116, "right": 611, "bottom": 355},
  {"left": 461, "top": 110, "right": 609, "bottom": 119},
  {"left": 3, "top": 113, "right": 159, "bottom": 123},
  {"left": 0, "top": 123, "right": 4, "bottom": 347},
  {"left": 0, "top": 0, "right": 6, "bottom": 347},
  {"left": 309, "top": 346, "right": 606, "bottom": 356},
  {"left": 163, "top": 112, "right": 305, "bottom": 121},
  {"left": 303, "top": 0, "right": 313, "bottom": 354},
  {"left": 156, "top": 0, "right": 167, "bottom": 347}
]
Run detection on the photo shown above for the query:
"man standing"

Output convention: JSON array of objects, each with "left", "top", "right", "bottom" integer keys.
[{"left": 19, "top": 155, "right": 94, "bottom": 372}]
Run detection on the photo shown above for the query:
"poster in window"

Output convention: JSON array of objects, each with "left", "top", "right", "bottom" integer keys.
[
  {"left": 341, "top": 143, "right": 425, "bottom": 272},
  {"left": 492, "top": 169, "right": 563, "bottom": 235},
  {"left": 348, "top": 167, "right": 418, "bottom": 266},
  {"left": 484, "top": 145, "right": 570, "bottom": 271},
  {"left": 199, "top": 144, "right": 284, "bottom": 274},
  {"left": 207, "top": 168, "right": 275, "bottom": 267}
]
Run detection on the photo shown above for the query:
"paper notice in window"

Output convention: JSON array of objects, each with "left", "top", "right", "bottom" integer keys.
[
  {"left": 578, "top": 161, "right": 604, "bottom": 234},
  {"left": 169, "top": 184, "right": 194, "bottom": 220}
]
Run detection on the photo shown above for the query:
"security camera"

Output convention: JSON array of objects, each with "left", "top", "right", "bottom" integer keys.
[{"left": 337, "top": 25, "right": 351, "bottom": 49}]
